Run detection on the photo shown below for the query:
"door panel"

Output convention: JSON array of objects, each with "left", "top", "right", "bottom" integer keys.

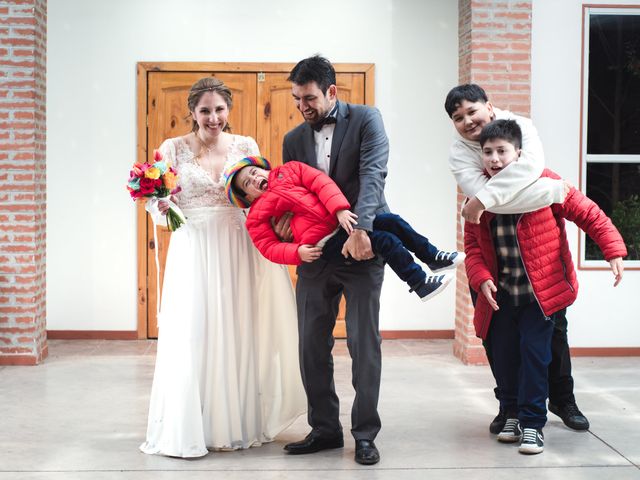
[{"left": 142, "top": 67, "right": 368, "bottom": 339}]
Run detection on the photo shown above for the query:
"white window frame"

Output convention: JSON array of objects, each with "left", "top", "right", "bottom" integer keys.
[{"left": 580, "top": 5, "right": 640, "bottom": 269}]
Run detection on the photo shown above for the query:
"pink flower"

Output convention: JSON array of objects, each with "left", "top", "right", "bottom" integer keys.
[{"left": 131, "top": 163, "right": 146, "bottom": 177}]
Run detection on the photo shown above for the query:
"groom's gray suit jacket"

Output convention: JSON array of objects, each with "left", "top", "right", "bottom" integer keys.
[{"left": 282, "top": 100, "right": 390, "bottom": 275}]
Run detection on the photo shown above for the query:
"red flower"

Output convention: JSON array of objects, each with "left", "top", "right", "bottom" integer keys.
[
  {"left": 139, "top": 177, "right": 156, "bottom": 195},
  {"left": 153, "top": 150, "right": 162, "bottom": 162},
  {"left": 127, "top": 186, "right": 144, "bottom": 200}
]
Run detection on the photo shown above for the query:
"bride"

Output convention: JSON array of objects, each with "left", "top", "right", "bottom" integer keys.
[{"left": 140, "top": 77, "right": 305, "bottom": 458}]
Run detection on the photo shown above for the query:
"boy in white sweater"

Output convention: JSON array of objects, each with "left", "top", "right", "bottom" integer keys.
[
  {"left": 444, "top": 84, "right": 590, "bottom": 434},
  {"left": 446, "top": 84, "right": 566, "bottom": 223}
]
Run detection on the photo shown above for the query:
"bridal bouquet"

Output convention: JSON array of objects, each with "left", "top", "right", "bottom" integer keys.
[{"left": 126, "top": 150, "right": 186, "bottom": 231}]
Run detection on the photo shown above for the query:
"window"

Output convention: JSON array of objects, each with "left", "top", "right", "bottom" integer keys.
[{"left": 581, "top": 7, "right": 640, "bottom": 265}]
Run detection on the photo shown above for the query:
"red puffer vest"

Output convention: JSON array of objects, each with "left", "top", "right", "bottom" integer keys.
[
  {"left": 245, "top": 161, "right": 350, "bottom": 265},
  {"left": 464, "top": 169, "right": 627, "bottom": 339}
]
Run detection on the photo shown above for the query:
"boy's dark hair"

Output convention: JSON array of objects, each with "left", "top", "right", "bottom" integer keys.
[
  {"left": 479, "top": 119, "right": 522, "bottom": 149},
  {"left": 288, "top": 55, "right": 336, "bottom": 94},
  {"left": 444, "top": 84, "right": 489, "bottom": 118},
  {"left": 232, "top": 173, "right": 247, "bottom": 199}
]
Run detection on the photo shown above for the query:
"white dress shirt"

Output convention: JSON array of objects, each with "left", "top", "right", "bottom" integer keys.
[{"left": 314, "top": 123, "right": 335, "bottom": 175}]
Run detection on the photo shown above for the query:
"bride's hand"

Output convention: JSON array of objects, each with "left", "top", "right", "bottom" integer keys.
[{"left": 158, "top": 199, "right": 170, "bottom": 215}]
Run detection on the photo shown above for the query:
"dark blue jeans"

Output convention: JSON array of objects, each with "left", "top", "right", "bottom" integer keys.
[
  {"left": 321, "top": 213, "right": 439, "bottom": 289},
  {"left": 488, "top": 291, "right": 554, "bottom": 429},
  {"left": 482, "top": 303, "right": 574, "bottom": 407}
]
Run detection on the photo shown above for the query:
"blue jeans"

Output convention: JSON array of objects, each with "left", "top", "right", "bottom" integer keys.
[
  {"left": 321, "top": 213, "right": 439, "bottom": 289},
  {"left": 488, "top": 291, "right": 554, "bottom": 429}
]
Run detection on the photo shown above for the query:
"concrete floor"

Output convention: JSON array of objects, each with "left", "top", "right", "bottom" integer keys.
[{"left": 1, "top": 339, "right": 639, "bottom": 480}]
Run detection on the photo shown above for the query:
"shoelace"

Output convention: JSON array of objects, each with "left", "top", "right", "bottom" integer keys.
[
  {"left": 435, "top": 251, "right": 453, "bottom": 261},
  {"left": 522, "top": 428, "right": 539, "bottom": 443},
  {"left": 425, "top": 275, "right": 445, "bottom": 284},
  {"left": 503, "top": 418, "right": 519, "bottom": 433}
]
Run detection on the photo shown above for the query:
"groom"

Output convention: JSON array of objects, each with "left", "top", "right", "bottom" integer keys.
[{"left": 281, "top": 55, "right": 390, "bottom": 466}]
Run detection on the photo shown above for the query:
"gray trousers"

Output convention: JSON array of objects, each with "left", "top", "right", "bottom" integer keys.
[{"left": 295, "top": 258, "right": 385, "bottom": 441}]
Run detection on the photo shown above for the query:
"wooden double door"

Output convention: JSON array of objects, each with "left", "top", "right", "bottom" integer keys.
[{"left": 136, "top": 62, "right": 375, "bottom": 339}]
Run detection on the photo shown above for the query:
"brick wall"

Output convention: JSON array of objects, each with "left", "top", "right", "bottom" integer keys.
[
  {"left": 454, "top": 0, "right": 532, "bottom": 365},
  {"left": 0, "top": 0, "right": 47, "bottom": 365}
]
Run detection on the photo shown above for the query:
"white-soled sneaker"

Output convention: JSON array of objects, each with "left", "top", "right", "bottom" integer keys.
[
  {"left": 497, "top": 418, "right": 522, "bottom": 443},
  {"left": 427, "top": 251, "right": 465, "bottom": 273},
  {"left": 411, "top": 273, "right": 453, "bottom": 302},
  {"left": 519, "top": 428, "right": 544, "bottom": 454}
]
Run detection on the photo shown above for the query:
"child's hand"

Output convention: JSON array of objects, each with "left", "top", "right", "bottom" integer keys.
[
  {"left": 480, "top": 279, "right": 499, "bottom": 310},
  {"left": 609, "top": 257, "right": 624, "bottom": 286},
  {"left": 298, "top": 244, "right": 322, "bottom": 263},
  {"left": 337, "top": 210, "right": 358, "bottom": 234},
  {"left": 462, "top": 196, "right": 485, "bottom": 224}
]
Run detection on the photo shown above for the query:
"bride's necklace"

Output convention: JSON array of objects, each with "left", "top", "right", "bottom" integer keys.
[
  {"left": 193, "top": 132, "right": 224, "bottom": 179},
  {"left": 195, "top": 132, "right": 218, "bottom": 157}
]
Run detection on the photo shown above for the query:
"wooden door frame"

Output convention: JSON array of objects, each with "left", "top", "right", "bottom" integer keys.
[{"left": 135, "top": 61, "right": 376, "bottom": 339}]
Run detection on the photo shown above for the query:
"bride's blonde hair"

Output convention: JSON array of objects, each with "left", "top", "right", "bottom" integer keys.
[{"left": 187, "top": 77, "right": 233, "bottom": 133}]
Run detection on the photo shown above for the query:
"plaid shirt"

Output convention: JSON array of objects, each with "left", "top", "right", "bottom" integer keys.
[{"left": 491, "top": 214, "right": 536, "bottom": 306}]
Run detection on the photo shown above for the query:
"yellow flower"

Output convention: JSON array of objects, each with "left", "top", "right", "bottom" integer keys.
[
  {"left": 163, "top": 171, "right": 177, "bottom": 190},
  {"left": 145, "top": 167, "right": 161, "bottom": 179}
]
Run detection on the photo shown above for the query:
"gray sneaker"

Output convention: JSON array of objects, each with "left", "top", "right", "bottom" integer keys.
[
  {"left": 519, "top": 427, "right": 544, "bottom": 454},
  {"left": 497, "top": 418, "right": 522, "bottom": 443}
]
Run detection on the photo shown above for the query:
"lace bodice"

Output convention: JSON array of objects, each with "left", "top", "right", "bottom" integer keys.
[{"left": 158, "top": 135, "right": 260, "bottom": 209}]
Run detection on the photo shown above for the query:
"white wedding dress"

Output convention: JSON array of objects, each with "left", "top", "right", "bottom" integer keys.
[{"left": 140, "top": 135, "right": 306, "bottom": 458}]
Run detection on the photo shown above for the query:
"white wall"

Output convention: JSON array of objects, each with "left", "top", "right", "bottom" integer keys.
[
  {"left": 531, "top": 0, "right": 640, "bottom": 346},
  {"left": 46, "top": 0, "right": 459, "bottom": 331}
]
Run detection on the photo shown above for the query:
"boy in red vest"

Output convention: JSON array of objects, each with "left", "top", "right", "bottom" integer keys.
[
  {"left": 464, "top": 119, "right": 626, "bottom": 454},
  {"left": 223, "top": 156, "right": 464, "bottom": 301}
]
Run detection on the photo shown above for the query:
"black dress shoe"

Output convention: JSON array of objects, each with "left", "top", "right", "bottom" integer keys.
[
  {"left": 284, "top": 433, "right": 344, "bottom": 454},
  {"left": 548, "top": 402, "right": 590, "bottom": 431},
  {"left": 354, "top": 439, "right": 380, "bottom": 465}
]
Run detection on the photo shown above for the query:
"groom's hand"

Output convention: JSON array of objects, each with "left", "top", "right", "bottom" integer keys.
[
  {"left": 341, "top": 229, "right": 374, "bottom": 261},
  {"left": 272, "top": 212, "right": 293, "bottom": 242}
]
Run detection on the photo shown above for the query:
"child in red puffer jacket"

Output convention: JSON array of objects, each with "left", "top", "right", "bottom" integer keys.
[
  {"left": 223, "top": 156, "right": 463, "bottom": 302},
  {"left": 464, "top": 119, "right": 626, "bottom": 455}
]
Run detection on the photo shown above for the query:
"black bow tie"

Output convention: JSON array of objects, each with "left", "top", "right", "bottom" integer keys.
[{"left": 311, "top": 115, "right": 337, "bottom": 132}]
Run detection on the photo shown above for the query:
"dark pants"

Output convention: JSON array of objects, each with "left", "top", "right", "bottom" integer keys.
[
  {"left": 472, "top": 288, "right": 576, "bottom": 407},
  {"left": 322, "top": 213, "right": 439, "bottom": 289},
  {"left": 295, "top": 258, "right": 385, "bottom": 440},
  {"left": 488, "top": 292, "right": 554, "bottom": 429},
  {"left": 547, "top": 311, "right": 575, "bottom": 406}
]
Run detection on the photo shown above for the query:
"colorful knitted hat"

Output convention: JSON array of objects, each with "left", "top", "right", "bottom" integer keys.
[{"left": 223, "top": 155, "right": 272, "bottom": 208}]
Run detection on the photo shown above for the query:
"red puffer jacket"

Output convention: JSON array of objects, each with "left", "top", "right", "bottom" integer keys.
[
  {"left": 464, "top": 169, "right": 627, "bottom": 339},
  {"left": 245, "top": 161, "right": 350, "bottom": 265}
]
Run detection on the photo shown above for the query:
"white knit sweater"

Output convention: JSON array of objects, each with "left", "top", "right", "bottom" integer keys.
[{"left": 448, "top": 107, "right": 565, "bottom": 213}]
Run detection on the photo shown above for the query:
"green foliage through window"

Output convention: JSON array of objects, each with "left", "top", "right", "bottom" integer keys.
[{"left": 586, "top": 194, "right": 640, "bottom": 261}]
